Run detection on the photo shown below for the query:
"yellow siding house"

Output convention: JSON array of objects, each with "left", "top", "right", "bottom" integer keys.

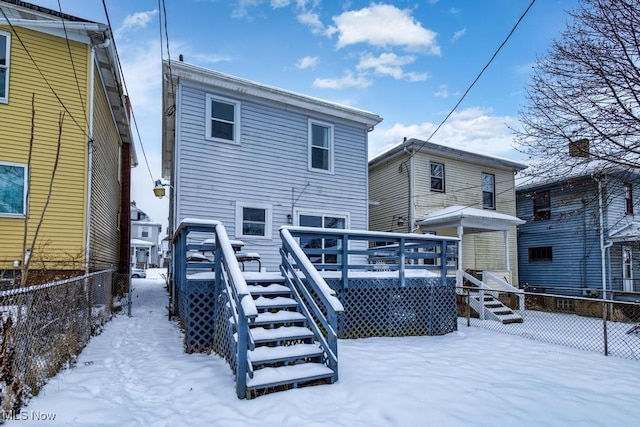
[
  {"left": 369, "top": 138, "right": 527, "bottom": 286},
  {"left": 0, "top": 0, "right": 135, "bottom": 282}
]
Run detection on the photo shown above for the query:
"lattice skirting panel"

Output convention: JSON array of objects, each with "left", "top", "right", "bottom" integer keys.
[
  {"left": 325, "top": 277, "right": 457, "bottom": 338},
  {"left": 177, "top": 280, "right": 216, "bottom": 353}
]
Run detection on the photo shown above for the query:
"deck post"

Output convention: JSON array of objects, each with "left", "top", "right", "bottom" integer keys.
[
  {"left": 341, "top": 233, "right": 349, "bottom": 289},
  {"left": 236, "top": 310, "right": 249, "bottom": 399},
  {"left": 399, "top": 237, "right": 406, "bottom": 286}
]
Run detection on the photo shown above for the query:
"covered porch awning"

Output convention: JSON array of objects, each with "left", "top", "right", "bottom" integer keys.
[
  {"left": 416, "top": 205, "right": 526, "bottom": 273},
  {"left": 608, "top": 222, "right": 640, "bottom": 243},
  {"left": 131, "top": 238, "right": 154, "bottom": 248}
]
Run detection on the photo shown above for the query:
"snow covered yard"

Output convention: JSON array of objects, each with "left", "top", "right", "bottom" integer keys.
[{"left": 6, "top": 269, "right": 640, "bottom": 426}]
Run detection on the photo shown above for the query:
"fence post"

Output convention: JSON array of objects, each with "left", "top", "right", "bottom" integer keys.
[
  {"left": 602, "top": 299, "right": 609, "bottom": 356},
  {"left": 466, "top": 286, "right": 471, "bottom": 327},
  {"left": 399, "top": 237, "right": 406, "bottom": 287}
]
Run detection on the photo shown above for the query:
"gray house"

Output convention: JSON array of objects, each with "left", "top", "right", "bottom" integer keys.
[
  {"left": 161, "top": 60, "right": 382, "bottom": 271},
  {"left": 130, "top": 203, "right": 162, "bottom": 268}
]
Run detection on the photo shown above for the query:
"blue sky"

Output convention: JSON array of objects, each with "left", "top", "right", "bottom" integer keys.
[{"left": 25, "top": 0, "right": 579, "bottom": 230}]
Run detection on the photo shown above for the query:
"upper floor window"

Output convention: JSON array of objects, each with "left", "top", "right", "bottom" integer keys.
[
  {"left": 625, "top": 182, "right": 633, "bottom": 215},
  {"left": 235, "top": 202, "right": 272, "bottom": 239},
  {"left": 482, "top": 172, "right": 495, "bottom": 209},
  {"left": 0, "top": 31, "right": 10, "bottom": 103},
  {"left": 308, "top": 120, "right": 334, "bottom": 173},
  {"left": 533, "top": 190, "right": 551, "bottom": 220},
  {"left": 430, "top": 162, "right": 445, "bottom": 192},
  {"left": 0, "top": 161, "right": 27, "bottom": 216},
  {"left": 140, "top": 227, "right": 150, "bottom": 238},
  {"left": 205, "top": 94, "right": 240, "bottom": 143}
]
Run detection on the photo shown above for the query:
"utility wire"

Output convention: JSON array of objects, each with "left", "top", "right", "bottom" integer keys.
[
  {"left": 101, "top": 0, "right": 156, "bottom": 185},
  {"left": 58, "top": 0, "right": 88, "bottom": 128},
  {"left": 407, "top": 0, "right": 536, "bottom": 162},
  {"left": 0, "top": 6, "right": 89, "bottom": 137}
]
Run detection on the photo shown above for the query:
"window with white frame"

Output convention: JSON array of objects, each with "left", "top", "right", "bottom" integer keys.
[
  {"left": 308, "top": 120, "right": 333, "bottom": 172},
  {"left": 235, "top": 202, "right": 272, "bottom": 239},
  {"left": 430, "top": 161, "right": 445, "bottom": 192},
  {"left": 0, "top": 161, "right": 27, "bottom": 216},
  {"left": 205, "top": 94, "right": 240, "bottom": 143},
  {"left": 0, "top": 31, "right": 10, "bottom": 103},
  {"left": 482, "top": 172, "right": 495, "bottom": 209},
  {"left": 140, "top": 226, "right": 150, "bottom": 238},
  {"left": 298, "top": 212, "right": 347, "bottom": 264}
]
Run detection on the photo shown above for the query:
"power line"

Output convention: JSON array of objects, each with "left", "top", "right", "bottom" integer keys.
[
  {"left": 0, "top": 6, "right": 89, "bottom": 137},
  {"left": 407, "top": 0, "right": 536, "bottom": 162},
  {"left": 58, "top": 0, "right": 87, "bottom": 128},
  {"left": 101, "top": 0, "right": 156, "bottom": 185}
]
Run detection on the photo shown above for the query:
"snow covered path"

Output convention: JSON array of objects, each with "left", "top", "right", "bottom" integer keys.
[{"left": 7, "top": 270, "right": 640, "bottom": 426}]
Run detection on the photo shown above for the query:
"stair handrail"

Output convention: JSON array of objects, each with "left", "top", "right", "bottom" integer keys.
[
  {"left": 279, "top": 228, "right": 344, "bottom": 380},
  {"left": 483, "top": 271, "right": 524, "bottom": 311},
  {"left": 212, "top": 222, "right": 257, "bottom": 399}
]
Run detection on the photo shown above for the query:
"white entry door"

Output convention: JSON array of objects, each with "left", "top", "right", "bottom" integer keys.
[{"left": 623, "top": 246, "right": 633, "bottom": 292}]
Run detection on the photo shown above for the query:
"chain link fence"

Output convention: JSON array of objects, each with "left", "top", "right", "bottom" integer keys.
[
  {"left": 0, "top": 270, "right": 118, "bottom": 413},
  {"left": 457, "top": 286, "right": 640, "bottom": 360}
]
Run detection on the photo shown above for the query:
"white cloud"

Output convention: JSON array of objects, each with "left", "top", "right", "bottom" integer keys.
[
  {"left": 368, "top": 107, "right": 519, "bottom": 159},
  {"left": 313, "top": 71, "right": 372, "bottom": 89},
  {"left": 331, "top": 4, "right": 439, "bottom": 53},
  {"left": 356, "top": 52, "right": 428, "bottom": 82},
  {"left": 116, "top": 10, "right": 158, "bottom": 37},
  {"left": 451, "top": 28, "right": 466, "bottom": 42},
  {"left": 434, "top": 84, "right": 460, "bottom": 98},
  {"left": 296, "top": 55, "right": 319, "bottom": 69},
  {"left": 297, "top": 11, "right": 331, "bottom": 35},
  {"left": 271, "top": 0, "right": 290, "bottom": 7},
  {"left": 232, "top": 0, "right": 261, "bottom": 18}
]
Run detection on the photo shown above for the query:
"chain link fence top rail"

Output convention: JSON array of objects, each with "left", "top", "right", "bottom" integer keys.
[
  {"left": 457, "top": 286, "right": 640, "bottom": 360},
  {"left": 0, "top": 270, "right": 116, "bottom": 413}
]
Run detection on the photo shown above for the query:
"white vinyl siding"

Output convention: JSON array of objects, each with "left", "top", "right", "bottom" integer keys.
[
  {"left": 205, "top": 94, "right": 240, "bottom": 144},
  {"left": 0, "top": 31, "right": 10, "bottom": 103},
  {"left": 308, "top": 120, "right": 334, "bottom": 173},
  {"left": 175, "top": 84, "right": 369, "bottom": 270},
  {"left": 0, "top": 161, "right": 27, "bottom": 217}
]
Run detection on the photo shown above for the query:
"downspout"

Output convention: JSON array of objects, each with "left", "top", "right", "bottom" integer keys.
[
  {"left": 84, "top": 46, "right": 97, "bottom": 276},
  {"left": 595, "top": 174, "right": 608, "bottom": 300},
  {"left": 403, "top": 146, "right": 414, "bottom": 233},
  {"left": 83, "top": 36, "right": 111, "bottom": 275}
]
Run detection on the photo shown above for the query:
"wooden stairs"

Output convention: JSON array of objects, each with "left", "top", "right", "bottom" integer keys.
[
  {"left": 469, "top": 290, "right": 523, "bottom": 324},
  {"left": 242, "top": 276, "right": 334, "bottom": 398}
]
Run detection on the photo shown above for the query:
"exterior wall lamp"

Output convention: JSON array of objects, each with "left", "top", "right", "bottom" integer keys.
[
  {"left": 287, "top": 214, "right": 293, "bottom": 224},
  {"left": 397, "top": 215, "right": 405, "bottom": 226},
  {"left": 153, "top": 179, "right": 170, "bottom": 199}
]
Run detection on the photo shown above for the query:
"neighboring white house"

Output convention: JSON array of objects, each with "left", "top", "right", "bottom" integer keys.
[
  {"left": 161, "top": 60, "right": 382, "bottom": 271},
  {"left": 130, "top": 203, "right": 162, "bottom": 268}
]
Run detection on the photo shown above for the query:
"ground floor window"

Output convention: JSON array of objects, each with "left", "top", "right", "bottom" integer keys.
[
  {"left": 235, "top": 202, "right": 272, "bottom": 239},
  {"left": 0, "top": 161, "right": 27, "bottom": 216}
]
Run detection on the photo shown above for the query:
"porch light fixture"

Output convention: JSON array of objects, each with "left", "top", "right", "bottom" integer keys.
[
  {"left": 287, "top": 214, "right": 293, "bottom": 224},
  {"left": 397, "top": 216, "right": 405, "bottom": 226}
]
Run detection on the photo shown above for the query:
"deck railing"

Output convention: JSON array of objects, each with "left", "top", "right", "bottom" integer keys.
[
  {"left": 279, "top": 228, "right": 344, "bottom": 380},
  {"left": 281, "top": 226, "right": 459, "bottom": 288},
  {"left": 172, "top": 219, "right": 257, "bottom": 398}
]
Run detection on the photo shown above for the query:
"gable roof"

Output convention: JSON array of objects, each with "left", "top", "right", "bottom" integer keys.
[
  {"left": 369, "top": 138, "right": 528, "bottom": 171},
  {"left": 608, "top": 222, "right": 640, "bottom": 242},
  {"left": 162, "top": 59, "right": 383, "bottom": 179},
  {"left": 416, "top": 205, "right": 525, "bottom": 233}
]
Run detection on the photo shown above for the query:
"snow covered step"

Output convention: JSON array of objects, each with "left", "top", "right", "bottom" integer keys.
[
  {"left": 250, "top": 326, "right": 315, "bottom": 344},
  {"left": 252, "top": 310, "right": 307, "bottom": 326},
  {"left": 249, "top": 343, "right": 324, "bottom": 365},
  {"left": 500, "top": 314, "right": 524, "bottom": 324},
  {"left": 247, "top": 283, "right": 291, "bottom": 296},
  {"left": 246, "top": 363, "right": 334, "bottom": 390},
  {"left": 253, "top": 296, "right": 299, "bottom": 310}
]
